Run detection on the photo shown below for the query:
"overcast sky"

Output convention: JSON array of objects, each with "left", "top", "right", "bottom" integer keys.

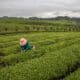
[{"left": 0, "top": 0, "right": 80, "bottom": 18}]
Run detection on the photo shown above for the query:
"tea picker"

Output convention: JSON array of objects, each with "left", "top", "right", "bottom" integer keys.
[{"left": 20, "top": 38, "right": 34, "bottom": 52}]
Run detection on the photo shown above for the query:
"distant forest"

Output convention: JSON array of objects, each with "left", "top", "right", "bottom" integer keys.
[{"left": 0, "top": 16, "right": 80, "bottom": 21}]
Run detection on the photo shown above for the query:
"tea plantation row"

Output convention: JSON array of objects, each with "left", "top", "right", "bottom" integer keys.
[{"left": 0, "top": 32, "right": 80, "bottom": 80}]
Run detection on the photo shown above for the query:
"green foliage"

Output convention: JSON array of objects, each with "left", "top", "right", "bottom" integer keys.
[
  {"left": 0, "top": 18, "right": 80, "bottom": 34},
  {"left": 64, "top": 68, "right": 80, "bottom": 80},
  {"left": 0, "top": 32, "right": 80, "bottom": 80}
]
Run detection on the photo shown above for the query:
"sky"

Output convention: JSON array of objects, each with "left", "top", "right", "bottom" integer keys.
[{"left": 0, "top": 0, "right": 80, "bottom": 18}]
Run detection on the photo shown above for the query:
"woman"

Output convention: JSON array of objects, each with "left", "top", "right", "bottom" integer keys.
[{"left": 20, "top": 38, "right": 32, "bottom": 52}]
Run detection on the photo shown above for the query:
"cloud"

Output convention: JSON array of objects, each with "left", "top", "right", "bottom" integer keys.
[
  {"left": 38, "top": 11, "right": 80, "bottom": 18},
  {"left": 0, "top": 0, "right": 80, "bottom": 17}
]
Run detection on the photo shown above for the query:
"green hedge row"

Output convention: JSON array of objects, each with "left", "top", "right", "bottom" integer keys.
[
  {"left": 0, "top": 19, "right": 80, "bottom": 33},
  {"left": 64, "top": 68, "right": 80, "bottom": 80},
  {"left": 0, "top": 41, "right": 80, "bottom": 80},
  {"left": 0, "top": 32, "right": 80, "bottom": 67}
]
